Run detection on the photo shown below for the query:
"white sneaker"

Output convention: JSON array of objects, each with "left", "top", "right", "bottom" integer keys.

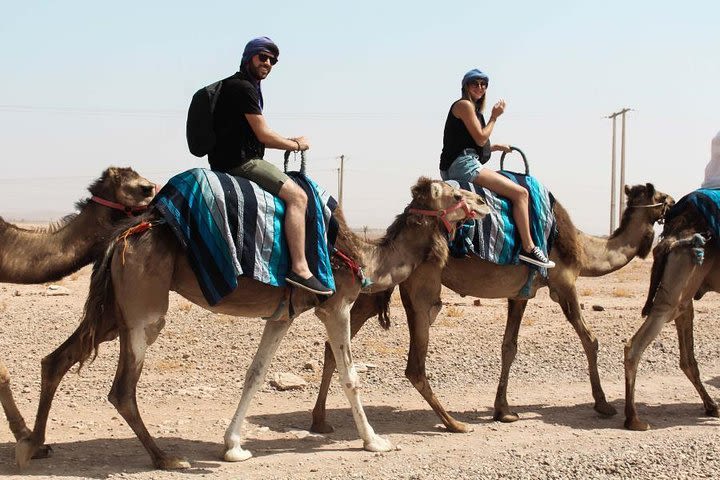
[{"left": 519, "top": 246, "right": 555, "bottom": 268}]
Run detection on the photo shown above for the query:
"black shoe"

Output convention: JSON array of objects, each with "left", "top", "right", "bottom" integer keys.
[
  {"left": 285, "top": 272, "right": 334, "bottom": 295},
  {"left": 519, "top": 246, "right": 556, "bottom": 268}
]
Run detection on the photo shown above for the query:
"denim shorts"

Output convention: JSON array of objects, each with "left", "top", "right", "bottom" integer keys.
[{"left": 440, "top": 149, "right": 484, "bottom": 183}]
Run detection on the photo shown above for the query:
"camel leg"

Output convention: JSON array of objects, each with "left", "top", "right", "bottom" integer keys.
[
  {"left": 0, "top": 361, "right": 31, "bottom": 441},
  {"left": 15, "top": 326, "right": 106, "bottom": 466},
  {"left": 556, "top": 286, "right": 616, "bottom": 417},
  {"left": 317, "top": 295, "right": 393, "bottom": 452},
  {"left": 624, "top": 250, "right": 699, "bottom": 431},
  {"left": 400, "top": 274, "right": 470, "bottom": 432},
  {"left": 108, "top": 318, "right": 190, "bottom": 470},
  {"left": 310, "top": 306, "right": 370, "bottom": 434},
  {"left": 224, "top": 319, "right": 292, "bottom": 462},
  {"left": 675, "top": 302, "right": 719, "bottom": 417},
  {"left": 493, "top": 298, "right": 526, "bottom": 422}
]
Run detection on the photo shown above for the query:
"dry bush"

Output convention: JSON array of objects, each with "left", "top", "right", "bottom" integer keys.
[
  {"left": 178, "top": 302, "right": 193, "bottom": 312},
  {"left": 612, "top": 287, "right": 633, "bottom": 298},
  {"left": 213, "top": 314, "right": 237, "bottom": 324},
  {"left": 579, "top": 287, "right": 594, "bottom": 296},
  {"left": 155, "top": 359, "right": 186, "bottom": 372},
  {"left": 69, "top": 273, "right": 80, "bottom": 281},
  {"left": 0, "top": 301, "right": 6, "bottom": 313},
  {"left": 445, "top": 306, "right": 464, "bottom": 318}
]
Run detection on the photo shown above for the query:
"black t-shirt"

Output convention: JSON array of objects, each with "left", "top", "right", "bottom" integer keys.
[
  {"left": 208, "top": 71, "right": 265, "bottom": 172},
  {"left": 439, "top": 100, "right": 491, "bottom": 171}
]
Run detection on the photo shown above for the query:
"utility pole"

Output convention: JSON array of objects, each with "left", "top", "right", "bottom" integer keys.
[
  {"left": 338, "top": 154, "right": 345, "bottom": 208},
  {"left": 606, "top": 107, "right": 632, "bottom": 234}
]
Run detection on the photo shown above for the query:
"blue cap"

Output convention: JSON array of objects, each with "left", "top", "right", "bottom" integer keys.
[
  {"left": 462, "top": 68, "right": 489, "bottom": 87},
  {"left": 241, "top": 36, "right": 280, "bottom": 67}
]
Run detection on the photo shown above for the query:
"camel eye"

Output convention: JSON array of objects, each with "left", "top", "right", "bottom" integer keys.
[{"left": 454, "top": 193, "right": 462, "bottom": 201}]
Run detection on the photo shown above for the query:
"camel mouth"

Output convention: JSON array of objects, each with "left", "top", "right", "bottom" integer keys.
[{"left": 473, "top": 203, "right": 491, "bottom": 218}]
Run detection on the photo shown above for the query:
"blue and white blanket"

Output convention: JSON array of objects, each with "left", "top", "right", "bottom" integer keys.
[
  {"left": 445, "top": 172, "right": 557, "bottom": 276},
  {"left": 153, "top": 168, "right": 338, "bottom": 305},
  {"left": 665, "top": 188, "right": 720, "bottom": 241}
]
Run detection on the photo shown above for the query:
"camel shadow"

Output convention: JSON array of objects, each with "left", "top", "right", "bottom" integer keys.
[
  {"left": 0, "top": 437, "right": 227, "bottom": 478},
  {"left": 263, "top": 401, "right": 720, "bottom": 439}
]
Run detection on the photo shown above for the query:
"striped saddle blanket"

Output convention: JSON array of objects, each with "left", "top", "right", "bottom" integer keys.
[
  {"left": 445, "top": 172, "right": 557, "bottom": 276},
  {"left": 153, "top": 168, "right": 338, "bottom": 305},
  {"left": 665, "top": 188, "right": 720, "bottom": 241}
]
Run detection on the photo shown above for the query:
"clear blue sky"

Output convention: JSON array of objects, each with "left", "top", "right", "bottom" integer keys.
[{"left": 1, "top": 0, "right": 718, "bottom": 234}]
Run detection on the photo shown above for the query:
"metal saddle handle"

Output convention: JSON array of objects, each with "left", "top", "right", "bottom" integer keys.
[
  {"left": 283, "top": 150, "right": 307, "bottom": 174},
  {"left": 499, "top": 146, "right": 530, "bottom": 175}
]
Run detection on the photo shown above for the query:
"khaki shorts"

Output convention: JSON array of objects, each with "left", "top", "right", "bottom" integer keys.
[{"left": 226, "top": 159, "right": 290, "bottom": 196}]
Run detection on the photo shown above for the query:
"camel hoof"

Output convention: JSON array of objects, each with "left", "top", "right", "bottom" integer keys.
[
  {"left": 624, "top": 417, "right": 650, "bottom": 431},
  {"left": 155, "top": 456, "right": 191, "bottom": 470},
  {"left": 446, "top": 422, "right": 474, "bottom": 433},
  {"left": 224, "top": 447, "right": 253, "bottom": 462},
  {"left": 309, "top": 421, "right": 334, "bottom": 434},
  {"left": 493, "top": 411, "right": 519, "bottom": 423},
  {"left": 15, "top": 437, "right": 40, "bottom": 468},
  {"left": 705, "top": 406, "right": 720, "bottom": 418},
  {"left": 363, "top": 435, "right": 393, "bottom": 453},
  {"left": 32, "top": 444, "right": 53, "bottom": 459},
  {"left": 594, "top": 402, "right": 618, "bottom": 417}
]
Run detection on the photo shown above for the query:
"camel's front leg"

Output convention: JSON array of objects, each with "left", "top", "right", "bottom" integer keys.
[
  {"left": 224, "top": 319, "right": 292, "bottom": 462},
  {"left": 310, "top": 304, "right": 370, "bottom": 433},
  {"left": 675, "top": 302, "right": 719, "bottom": 417},
  {"left": 317, "top": 297, "right": 392, "bottom": 452},
  {"left": 556, "top": 285, "right": 616, "bottom": 417},
  {"left": 399, "top": 271, "right": 470, "bottom": 432},
  {"left": 493, "top": 298, "right": 526, "bottom": 422}
]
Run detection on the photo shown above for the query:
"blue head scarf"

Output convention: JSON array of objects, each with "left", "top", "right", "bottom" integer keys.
[
  {"left": 239, "top": 36, "right": 279, "bottom": 111},
  {"left": 461, "top": 68, "right": 489, "bottom": 88},
  {"left": 241, "top": 36, "right": 280, "bottom": 68}
]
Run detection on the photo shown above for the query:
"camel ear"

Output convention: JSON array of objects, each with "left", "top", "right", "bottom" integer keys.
[
  {"left": 645, "top": 183, "right": 655, "bottom": 196},
  {"left": 430, "top": 182, "right": 443, "bottom": 199},
  {"left": 624, "top": 185, "right": 631, "bottom": 196}
]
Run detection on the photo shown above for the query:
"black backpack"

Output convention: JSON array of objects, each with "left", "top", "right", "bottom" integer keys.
[{"left": 186, "top": 79, "right": 224, "bottom": 157}]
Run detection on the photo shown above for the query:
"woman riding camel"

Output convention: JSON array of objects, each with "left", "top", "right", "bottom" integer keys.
[{"left": 439, "top": 68, "right": 555, "bottom": 268}]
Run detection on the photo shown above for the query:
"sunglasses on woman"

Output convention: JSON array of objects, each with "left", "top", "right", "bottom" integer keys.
[
  {"left": 470, "top": 79, "right": 488, "bottom": 88},
  {"left": 257, "top": 53, "right": 278, "bottom": 65}
]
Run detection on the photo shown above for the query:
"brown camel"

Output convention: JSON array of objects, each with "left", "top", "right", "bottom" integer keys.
[
  {"left": 0, "top": 167, "right": 155, "bottom": 448},
  {"left": 16, "top": 177, "right": 489, "bottom": 469},
  {"left": 624, "top": 197, "right": 719, "bottom": 430},
  {"left": 310, "top": 183, "right": 674, "bottom": 434}
]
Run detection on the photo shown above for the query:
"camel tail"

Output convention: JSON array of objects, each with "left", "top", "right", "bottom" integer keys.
[
  {"left": 641, "top": 240, "right": 673, "bottom": 317},
  {"left": 76, "top": 237, "right": 121, "bottom": 370},
  {"left": 376, "top": 287, "right": 395, "bottom": 330}
]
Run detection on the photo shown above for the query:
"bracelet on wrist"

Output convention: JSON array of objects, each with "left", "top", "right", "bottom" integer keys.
[{"left": 294, "top": 139, "right": 301, "bottom": 151}]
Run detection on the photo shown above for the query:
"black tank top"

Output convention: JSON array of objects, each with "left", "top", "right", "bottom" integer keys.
[{"left": 439, "top": 100, "right": 491, "bottom": 171}]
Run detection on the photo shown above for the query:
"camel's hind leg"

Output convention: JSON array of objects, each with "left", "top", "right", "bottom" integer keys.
[
  {"left": 400, "top": 271, "right": 470, "bottom": 432},
  {"left": 316, "top": 292, "right": 393, "bottom": 452},
  {"left": 675, "top": 302, "right": 719, "bottom": 417},
  {"left": 556, "top": 285, "right": 616, "bottom": 417},
  {"left": 310, "top": 304, "right": 370, "bottom": 434},
  {"left": 493, "top": 298, "right": 527, "bottom": 422},
  {"left": 624, "top": 249, "right": 702, "bottom": 431},
  {"left": 224, "top": 319, "right": 292, "bottom": 462},
  {"left": 0, "top": 361, "right": 31, "bottom": 440}
]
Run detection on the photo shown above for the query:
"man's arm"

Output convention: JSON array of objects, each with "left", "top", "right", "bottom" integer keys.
[{"left": 245, "top": 114, "right": 309, "bottom": 151}]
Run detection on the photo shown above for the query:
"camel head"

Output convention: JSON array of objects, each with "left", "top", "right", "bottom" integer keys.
[
  {"left": 624, "top": 183, "right": 675, "bottom": 224},
  {"left": 88, "top": 167, "right": 156, "bottom": 208},
  {"left": 408, "top": 177, "right": 490, "bottom": 234}
]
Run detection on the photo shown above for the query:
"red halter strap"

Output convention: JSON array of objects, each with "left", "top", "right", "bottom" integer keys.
[
  {"left": 91, "top": 196, "right": 150, "bottom": 217},
  {"left": 408, "top": 199, "right": 477, "bottom": 234}
]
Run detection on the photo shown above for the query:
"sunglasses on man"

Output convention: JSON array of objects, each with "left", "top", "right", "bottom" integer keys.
[{"left": 257, "top": 53, "right": 278, "bottom": 65}]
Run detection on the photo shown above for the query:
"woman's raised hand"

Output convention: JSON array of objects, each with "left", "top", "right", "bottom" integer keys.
[{"left": 491, "top": 99, "right": 506, "bottom": 119}]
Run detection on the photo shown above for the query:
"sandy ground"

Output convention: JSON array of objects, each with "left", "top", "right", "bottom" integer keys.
[{"left": 2, "top": 257, "right": 720, "bottom": 479}]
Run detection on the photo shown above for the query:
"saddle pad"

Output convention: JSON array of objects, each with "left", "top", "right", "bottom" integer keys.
[
  {"left": 153, "top": 168, "right": 338, "bottom": 305},
  {"left": 445, "top": 171, "right": 557, "bottom": 276},
  {"left": 665, "top": 188, "right": 720, "bottom": 241}
]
